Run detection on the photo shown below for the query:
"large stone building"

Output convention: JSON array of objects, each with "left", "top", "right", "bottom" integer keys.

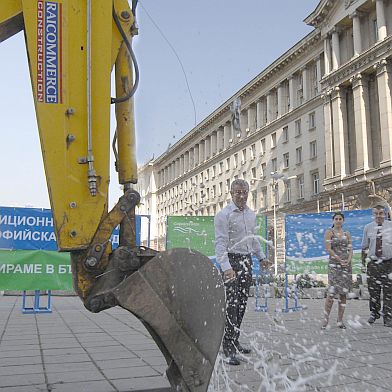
[{"left": 136, "top": 0, "right": 392, "bottom": 262}]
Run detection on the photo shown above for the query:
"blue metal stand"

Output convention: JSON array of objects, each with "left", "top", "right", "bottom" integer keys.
[
  {"left": 22, "top": 290, "right": 52, "bottom": 314},
  {"left": 254, "top": 271, "right": 269, "bottom": 312},
  {"left": 281, "top": 274, "right": 302, "bottom": 313},
  {"left": 255, "top": 283, "right": 269, "bottom": 312}
]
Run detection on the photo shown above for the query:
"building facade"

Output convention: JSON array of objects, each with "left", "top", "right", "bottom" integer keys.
[{"left": 136, "top": 0, "right": 392, "bottom": 263}]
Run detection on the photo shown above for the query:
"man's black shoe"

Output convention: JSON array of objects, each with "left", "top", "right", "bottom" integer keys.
[
  {"left": 236, "top": 344, "right": 252, "bottom": 354},
  {"left": 368, "top": 314, "right": 380, "bottom": 324},
  {"left": 223, "top": 354, "right": 241, "bottom": 366},
  {"left": 384, "top": 319, "right": 392, "bottom": 327}
]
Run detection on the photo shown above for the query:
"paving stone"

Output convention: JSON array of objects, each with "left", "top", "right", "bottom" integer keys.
[
  {"left": 0, "top": 384, "right": 48, "bottom": 392},
  {"left": 111, "top": 376, "right": 171, "bottom": 391},
  {"left": 0, "top": 356, "right": 42, "bottom": 366},
  {"left": 46, "top": 369, "right": 105, "bottom": 384},
  {"left": 0, "top": 364, "right": 44, "bottom": 376},
  {"left": 43, "top": 353, "right": 91, "bottom": 364},
  {"left": 0, "top": 373, "right": 45, "bottom": 388},
  {"left": 47, "top": 380, "right": 115, "bottom": 392},
  {"left": 96, "top": 358, "right": 147, "bottom": 369},
  {"left": 101, "top": 365, "right": 160, "bottom": 379}
]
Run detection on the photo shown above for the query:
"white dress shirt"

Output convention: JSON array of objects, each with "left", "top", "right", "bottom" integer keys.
[
  {"left": 361, "top": 220, "right": 392, "bottom": 260},
  {"left": 214, "top": 202, "right": 266, "bottom": 271}
]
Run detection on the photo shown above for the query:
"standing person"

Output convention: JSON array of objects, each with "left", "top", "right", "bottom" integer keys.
[
  {"left": 214, "top": 179, "right": 268, "bottom": 365},
  {"left": 322, "top": 212, "right": 353, "bottom": 330},
  {"left": 361, "top": 205, "right": 392, "bottom": 327}
]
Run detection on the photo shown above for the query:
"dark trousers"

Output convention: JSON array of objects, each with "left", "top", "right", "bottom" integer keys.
[
  {"left": 223, "top": 253, "right": 253, "bottom": 356},
  {"left": 367, "top": 259, "right": 392, "bottom": 321}
]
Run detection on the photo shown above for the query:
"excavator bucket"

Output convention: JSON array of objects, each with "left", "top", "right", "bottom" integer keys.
[{"left": 112, "top": 248, "right": 225, "bottom": 392}]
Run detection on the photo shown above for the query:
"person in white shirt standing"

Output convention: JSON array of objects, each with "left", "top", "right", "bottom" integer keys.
[
  {"left": 214, "top": 179, "right": 268, "bottom": 365},
  {"left": 361, "top": 204, "right": 392, "bottom": 327}
]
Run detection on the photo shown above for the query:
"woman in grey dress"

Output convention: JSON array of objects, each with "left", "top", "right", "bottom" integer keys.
[{"left": 322, "top": 212, "right": 353, "bottom": 329}]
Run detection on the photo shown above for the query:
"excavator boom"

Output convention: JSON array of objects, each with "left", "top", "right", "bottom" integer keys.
[{"left": 0, "top": 1, "right": 225, "bottom": 390}]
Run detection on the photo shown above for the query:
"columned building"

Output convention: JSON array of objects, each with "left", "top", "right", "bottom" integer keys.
[{"left": 137, "top": 0, "right": 392, "bottom": 263}]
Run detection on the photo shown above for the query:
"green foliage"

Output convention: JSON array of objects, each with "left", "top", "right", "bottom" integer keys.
[{"left": 295, "top": 274, "right": 326, "bottom": 289}]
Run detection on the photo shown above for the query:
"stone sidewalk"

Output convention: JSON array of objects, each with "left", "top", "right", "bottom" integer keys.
[{"left": 0, "top": 294, "right": 392, "bottom": 391}]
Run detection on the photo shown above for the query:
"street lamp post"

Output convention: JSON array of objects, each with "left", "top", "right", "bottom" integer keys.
[
  {"left": 253, "top": 172, "right": 296, "bottom": 276},
  {"left": 270, "top": 172, "right": 285, "bottom": 276}
]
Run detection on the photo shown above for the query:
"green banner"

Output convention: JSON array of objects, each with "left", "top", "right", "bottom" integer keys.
[
  {"left": 0, "top": 250, "right": 73, "bottom": 290},
  {"left": 286, "top": 253, "right": 362, "bottom": 275},
  {"left": 166, "top": 215, "right": 268, "bottom": 264},
  {"left": 166, "top": 216, "right": 216, "bottom": 255}
]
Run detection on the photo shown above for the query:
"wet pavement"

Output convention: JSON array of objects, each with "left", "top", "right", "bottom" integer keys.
[{"left": 0, "top": 294, "right": 392, "bottom": 391}]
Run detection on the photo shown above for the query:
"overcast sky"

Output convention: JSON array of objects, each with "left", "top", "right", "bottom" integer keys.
[{"left": 0, "top": 0, "right": 319, "bottom": 208}]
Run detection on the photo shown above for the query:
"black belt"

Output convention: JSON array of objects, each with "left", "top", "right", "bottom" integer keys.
[
  {"left": 369, "top": 258, "right": 392, "bottom": 262},
  {"left": 228, "top": 253, "right": 251, "bottom": 258}
]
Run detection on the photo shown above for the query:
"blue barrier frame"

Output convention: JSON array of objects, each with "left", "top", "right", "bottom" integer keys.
[
  {"left": 22, "top": 290, "right": 52, "bottom": 314},
  {"left": 254, "top": 270, "right": 269, "bottom": 312},
  {"left": 255, "top": 282, "right": 269, "bottom": 312},
  {"left": 281, "top": 274, "right": 302, "bottom": 313}
]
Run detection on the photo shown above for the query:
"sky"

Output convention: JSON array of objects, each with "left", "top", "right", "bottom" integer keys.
[{"left": 0, "top": 0, "right": 319, "bottom": 209}]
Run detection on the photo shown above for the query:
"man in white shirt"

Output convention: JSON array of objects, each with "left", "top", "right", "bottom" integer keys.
[
  {"left": 214, "top": 179, "right": 267, "bottom": 365},
  {"left": 361, "top": 205, "right": 392, "bottom": 327}
]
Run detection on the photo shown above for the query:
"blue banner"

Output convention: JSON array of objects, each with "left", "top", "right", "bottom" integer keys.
[
  {"left": 285, "top": 209, "right": 373, "bottom": 274},
  {"left": 0, "top": 207, "right": 141, "bottom": 251}
]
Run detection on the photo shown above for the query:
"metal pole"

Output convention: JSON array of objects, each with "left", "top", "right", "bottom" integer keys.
[{"left": 273, "top": 180, "right": 278, "bottom": 276}]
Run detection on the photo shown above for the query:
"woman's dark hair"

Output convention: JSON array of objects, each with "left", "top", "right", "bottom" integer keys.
[
  {"left": 332, "top": 212, "right": 344, "bottom": 220},
  {"left": 331, "top": 212, "right": 344, "bottom": 228}
]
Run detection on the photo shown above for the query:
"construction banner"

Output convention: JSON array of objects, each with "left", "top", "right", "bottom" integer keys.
[
  {"left": 166, "top": 215, "right": 268, "bottom": 274},
  {"left": 0, "top": 206, "right": 142, "bottom": 290},
  {"left": 0, "top": 250, "right": 72, "bottom": 290},
  {"left": 285, "top": 209, "right": 373, "bottom": 274}
]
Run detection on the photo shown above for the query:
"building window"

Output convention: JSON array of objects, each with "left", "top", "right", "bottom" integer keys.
[
  {"left": 205, "top": 171, "right": 209, "bottom": 182},
  {"left": 226, "top": 158, "right": 230, "bottom": 171},
  {"left": 261, "top": 138, "right": 266, "bottom": 155},
  {"left": 296, "top": 146, "right": 302, "bottom": 164},
  {"left": 271, "top": 132, "right": 277, "bottom": 149},
  {"left": 242, "top": 149, "right": 247, "bottom": 164},
  {"left": 309, "top": 112, "right": 315, "bottom": 130},
  {"left": 212, "top": 185, "right": 216, "bottom": 198},
  {"left": 284, "top": 181, "right": 291, "bottom": 203},
  {"left": 219, "top": 161, "right": 223, "bottom": 174},
  {"left": 261, "top": 163, "right": 266, "bottom": 178},
  {"left": 251, "top": 167, "right": 256, "bottom": 180},
  {"left": 261, "top": 187, "right": 267, "bottom": 209},
  {"left": 283, "top": 153, "right": 289, "bottom": 169},
  {"left": 310, "top": 140, "right": 317, "bottom": 159},
  {"left": 234, "top": 153, "right": 238, "bottom": 168},
  {"left": 219, "top": 182, "right": 223, "bottom": 195},
  {"left": 295, "top": 119, "right": 301, "bottom": 137},
  {"left": 226, "top": 179, "right": 230, "bottom": 192},
  {"left": 242, "top": 171, "right": 247, "bottom": 180},
  {"left": 298, "top": 175, "right": 304, "bottom": 199},
  {"left": 251, "top": 143, "right": 256, "bottom": 160},
  {"left": 373, "top": 19, "right": 378, "bottom": 42},
  {"left": 282, "top": 126, "right": 289, "bottom": 143},
  {"left": 212, "top": 165, "right": 216, "bottom": 178},
  {"left": 272, "top": 158, "right": 277, "bottom": 173},
  {"left": 312, "top": 63, "right": 318, "bottom": 96},
  {"left": 297, "top": 73, "right": 303, "bottom": 105},
  {"left": 251, "top": 190, "right": 257, "bottom": 210},
  {"left": 312, "top": 172, "right": 319, "bottom": 195}
]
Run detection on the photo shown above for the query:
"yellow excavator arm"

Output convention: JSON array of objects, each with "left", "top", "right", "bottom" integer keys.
[{"left": 0, "top": 1, "right": 225, "bottom": 391}]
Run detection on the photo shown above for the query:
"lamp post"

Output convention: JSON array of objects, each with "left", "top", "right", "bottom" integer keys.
[
  {"left": 270, "top": 172, "right": 286, "bottom": 275},
  {"left": 251, "top": 174, "right": 281, "bottom": 275},
  {"left": 253, "top": 172, "right": 296, "bottom": 275}
]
